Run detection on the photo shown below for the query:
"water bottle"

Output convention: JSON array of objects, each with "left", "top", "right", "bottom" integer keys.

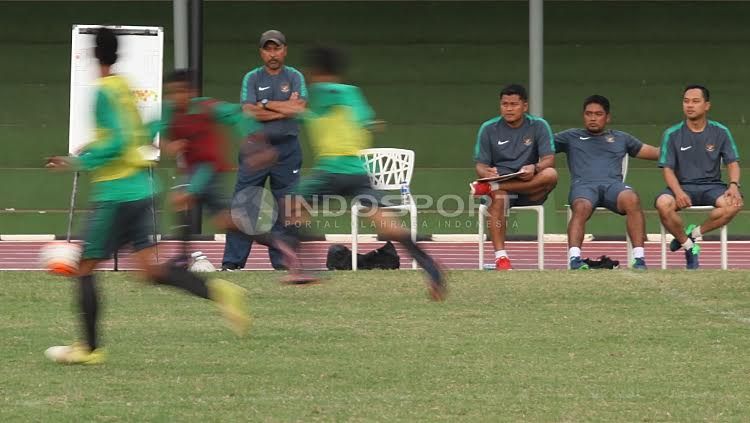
[{"left": 400, "top": 183, "right": 410, "bottom": 205}]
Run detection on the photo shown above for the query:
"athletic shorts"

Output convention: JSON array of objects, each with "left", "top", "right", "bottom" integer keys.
[
  {"left": 570, "top": 181, "right": 633, "bottom": 215},
  {"left": 82, "top": 198, "right": 156, "bottom": 260},
  {"left": 656, "top": 183, "right": 728, "bottom": 208},
  {"left": 292, "top": 171, "right": 382, "bottom": 206}
]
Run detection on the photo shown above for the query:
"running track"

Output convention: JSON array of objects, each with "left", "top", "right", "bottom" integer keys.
[{"left": 3, "top": 241, "right": 750, "bottom": 271}]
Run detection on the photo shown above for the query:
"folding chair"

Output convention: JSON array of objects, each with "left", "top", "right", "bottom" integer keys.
[
  {"left": 660, "top": 207, "right": 728, "bottom": 269},
  {"left": 565, "top": 155, "right": 633, "bottom": 268},
  {"left": 351, "top": 148, "right": 417, "bottom": 270},
  {"left": 477, "top": 203, "right": 545, "bottom": 270}
]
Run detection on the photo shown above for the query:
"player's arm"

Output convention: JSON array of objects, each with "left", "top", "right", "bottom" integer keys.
[
  {"left": 265, "top": 68, "right": 308, "bottom": 116},
  {"left": 536, "top": 154, "right": 555, "bottom": 172},
  {"left": 77, "top": 90, "right": 126, "bottom": 170},
  {"left": 636, "top": 144, "right": 659, "bottom": 160},
  {"left": 658, "top": 135, "right": 691, "bottom": 208},
  {"left": 473, "top": 123, "right": 498, "bottom": 178},
  {"left": 240, "top": 71, "right": 285, "bottom": 121}
]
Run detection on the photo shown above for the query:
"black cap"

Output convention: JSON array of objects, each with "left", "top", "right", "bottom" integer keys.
[{"left": 259, "top": 30, "right": 286, "bottom": 48}]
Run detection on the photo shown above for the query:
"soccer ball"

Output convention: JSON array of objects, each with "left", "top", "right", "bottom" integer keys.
[
  {"left": 39, "top": 242, "right": 81, "bottom": 276},
  {"left": 189, "top": 251, "right": 216, "bottom": 272}
]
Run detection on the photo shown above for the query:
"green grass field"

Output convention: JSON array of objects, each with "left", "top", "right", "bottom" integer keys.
[{"left": 2, "top": 270, "right": 749, "bottom": 421}]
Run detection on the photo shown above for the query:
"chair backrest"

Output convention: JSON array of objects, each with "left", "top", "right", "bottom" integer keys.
[
  {"left": 359, "top": 148, "right": 415, "bottom": 190},
  {"left": 621, "top": 154, "right": 629, "bottom": 183}
]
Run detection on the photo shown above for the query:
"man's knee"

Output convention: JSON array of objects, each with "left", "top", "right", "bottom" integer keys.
[
  {"left": 655, "top": 194, "right": 676, "bottom": 212},
  {"left": 570, "top": 198, "right": 593, "bottom": 218},
  {"left": 537, "top": 167, "right": 558, "bottom": 189},
  {"left": 619, "top": 191, "right": 642, "bottom": 213}
]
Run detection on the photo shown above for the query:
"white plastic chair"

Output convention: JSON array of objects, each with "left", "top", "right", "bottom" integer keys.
[
  {"left": 660, "top": 207, "right": 728, "bottom": 269},
  {"left": 351, "top": 148, "right": 418, "bottom": 270},
  {"left": 478, "top": 202, "right": 544, "bottom": 270},
  {"left": 565, "top": 155, "right": 633, "bottom": 268}
]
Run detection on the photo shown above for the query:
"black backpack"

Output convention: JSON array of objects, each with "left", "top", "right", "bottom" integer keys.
[
  {"left": 326, "top": 242, "right": 401, "bottom": 270},
  {"left": 583, "top": 255, "right": 620, "bottom": 269}
]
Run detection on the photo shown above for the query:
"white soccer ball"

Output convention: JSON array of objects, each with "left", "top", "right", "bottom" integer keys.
[
  {"left": 190, "top": 254, "right": 216, "bottom": 272},
  {"left": 39, "top": 242, "right": 81, "bottom": 276}
]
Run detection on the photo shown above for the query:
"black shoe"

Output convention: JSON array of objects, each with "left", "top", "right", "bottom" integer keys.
[
  {"left": 272, "top": 264, "right": 289, "bottom": 271},
  {"left": 221, "top": 264, "right": 240, "bottom": 272}
]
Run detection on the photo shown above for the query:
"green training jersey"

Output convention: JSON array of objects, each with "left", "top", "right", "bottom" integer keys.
[
  {"left": 303, "top": 82, "right": 375, "bottom": 174},
  {"left": 77, "top": 75, "right": 155, "bottom": 202}
]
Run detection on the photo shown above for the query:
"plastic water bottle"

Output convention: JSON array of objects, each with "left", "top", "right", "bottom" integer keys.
[{"left": 400, "top": 183, "right": 410, "bottom": 205}]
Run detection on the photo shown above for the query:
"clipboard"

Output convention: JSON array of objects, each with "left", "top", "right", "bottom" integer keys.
[{"left": 475, "top": 170, "right": 526, "bottom": 183}]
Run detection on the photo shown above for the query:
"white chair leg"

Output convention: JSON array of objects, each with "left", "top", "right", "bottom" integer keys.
[
  {"left": 626, "top": 232, "right": 633, "bottom": 267},
  {"left": 537, "top": 207, "right": 544, "bottom": 270},
  {"left": 478, "top": 205, "right": 486, "bottom": 270},
  {"left": 721, "top": 224, "right": 728, "bottom": 270},
  {"left": 410, "top": 204, "right": 418, "bottom": 269},
  {"left": 351, "top": 204, "right": 359, "bottom": 271},
  {"left": 566, "top": 206, "right": 572, "bottom": 269},
  {"left": 660, "top": 223, "right": 667, "bottom": 270}
]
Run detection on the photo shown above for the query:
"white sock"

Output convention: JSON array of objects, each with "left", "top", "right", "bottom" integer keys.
[
  {"left": 489, "top": 182, "right": 500, "bottom": 191},
  {"left": 569, "top": 247, "right": 581, "bottom": 259},
  {"left": 691, "top": 226, "right": 702, "bottom": 239},
  {"left": 495, "top": 250, "right": 508, "bottom": 259},
  {"left": 633, "top": 247, "right": 645, "bottom": 259},
  {"left": 682, "top": 239, "right": 694, "bottom": 250}
]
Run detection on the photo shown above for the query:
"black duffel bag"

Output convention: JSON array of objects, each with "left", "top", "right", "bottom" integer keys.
[{"left": 326, "top": 241, "right": 400, "bottom": 270}]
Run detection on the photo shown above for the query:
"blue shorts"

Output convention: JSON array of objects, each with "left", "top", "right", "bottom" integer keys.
[
  {"left": 570, "top": 181, "right": 632, "bottom": 215},
  {"left": 656, "top": 183, "right": 727, "bottom": 208}
]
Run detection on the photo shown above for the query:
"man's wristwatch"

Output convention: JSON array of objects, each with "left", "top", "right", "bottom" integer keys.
[
  {"left": 261, "top": 98, "right": 269, "bottom": 109},
  {"left": 730, "top": 181, "right": 741, "bottom": 188}
]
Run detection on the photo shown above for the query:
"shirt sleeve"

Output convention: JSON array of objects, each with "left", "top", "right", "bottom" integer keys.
[
  {"left": 626, "top": 133, "right": 644, "bottom": 157},
  {"left": 78, "top": 89, "right": 125, "bottom": 170},
  {"left": 553, "top": 130, "right": 571, "bottom": 154},
  {"left": 718, "top": 126, "right": 740, "bottom": 164},
  {"left": 535, "top": 118, "right": 555, "bottom": 156},
  {"left": 658, "top": 130, "right": 676, "bottom": 169},
  {"left": 210, "top": 100, "right": 264, "bottom": 140},
  {"left": 145, "top": 101, "right": 173, "bottom": 141},
  {"left": 290, "top": 68, "right": 308, "bottom": 100},
  {"left": 473, "top": 125, "right": 493, "bottom": 165},
  {"left": 349, "top": 87, "right": 375, "bottom": 128},
  {"left": 240, "top": 71, "right": 257, "bottom": 104}
]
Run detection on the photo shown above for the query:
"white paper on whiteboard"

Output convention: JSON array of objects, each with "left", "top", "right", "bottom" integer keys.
[{"left": 68, "top": 25, "right": 163, "bottom": 157}]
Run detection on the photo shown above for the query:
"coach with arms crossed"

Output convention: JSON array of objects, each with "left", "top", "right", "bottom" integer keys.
[
  {"left": 470, "top": 84, "right": 558, "bottom": 270},
  {"left": 655, "top": 85, "right": 742, "bottom": 269},
  {"left": 222, "top": 30, "right": 307, "bottom": 271}
]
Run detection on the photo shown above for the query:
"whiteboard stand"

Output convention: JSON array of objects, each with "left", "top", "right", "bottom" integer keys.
[{"left": 65, "top": 171, "right": 80, "bottom": 243}]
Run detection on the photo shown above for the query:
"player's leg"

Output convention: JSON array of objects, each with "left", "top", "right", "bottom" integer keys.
[
  {"left": 45, "top": 202, "right": 117, "bottom": 364},
  {"left": 655, "top": 189, "right": 700, "bottom": 269},
  {"left": 487, "top": 189, "right": 511, "bottom": 270},
  {"left": 695, "top": 184, "right": 742, "bottom": 236},
  {"left": 126, "top": 198, "right": 250, "bottom": 336},
  {"left": 222, "top": 158, "right": 270, "bottom": 270},
  {"left": 568, "top": 185, "right": 596, "bottom": 269},
  {"left": 368, "top": 206, "right": 446, "bottom": 301},
  {"left": 612, "top": 185, "right": 646, "bottom": 268},
  {"left": 267, "top": 140, "right": 303, "bottom": 270},
  {"left": 494, "top": 167, "right": 558, "bottom": 196}
]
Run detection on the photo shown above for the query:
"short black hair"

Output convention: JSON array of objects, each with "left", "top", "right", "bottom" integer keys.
[
  {"left": 166, "top": 69, "right": 195, "bottom": 86},
  {"left": 305, "top": 46, "right": 347, "bottom": 76},
  {"left": 499, "top": 84, "right": 528, "bottom": 101},
  {"left": 583, "top": 95, "right": 611, "bottom": 114},
  {"left": 684, "top": 84, "right": 710, "bottom": 101},
  {"left": 94, "top": 27, "right": 118, "bottom": 66}
]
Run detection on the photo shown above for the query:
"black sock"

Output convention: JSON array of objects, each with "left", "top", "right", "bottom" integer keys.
[
  {"left": 177, "top": 211, "right": 192, "bottom": 259},
  {"left": 78, "top": 274, "right": 99, "bottom": 350},
  {"left": 394, "top": 236, "right": 443, "bottom": 283},
  {"left": 154, "top": 265, "right": 210, "bottom": 299}
]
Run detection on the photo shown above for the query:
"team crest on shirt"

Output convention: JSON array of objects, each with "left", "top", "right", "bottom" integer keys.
[
  {"left": 280, "top": 83, "right": 290, "bottom": 93},
  {"left": 606, "top": 135, "right": 615, "bottom": 143},
  {"left": 523, "top": 137, "right": 532, "bottom": 146},
  {"left": 706, "top": 144, "right": 715, "bottom": 152}
]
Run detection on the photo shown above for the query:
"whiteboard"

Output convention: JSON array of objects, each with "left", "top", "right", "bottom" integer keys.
[{"left": 68, "top": 25, "right": 163, "bottom": 156}]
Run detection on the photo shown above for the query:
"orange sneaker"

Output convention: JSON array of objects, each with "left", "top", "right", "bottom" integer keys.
[{"left": 495, "top": 256, "right": 512, "bottom": 270}]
